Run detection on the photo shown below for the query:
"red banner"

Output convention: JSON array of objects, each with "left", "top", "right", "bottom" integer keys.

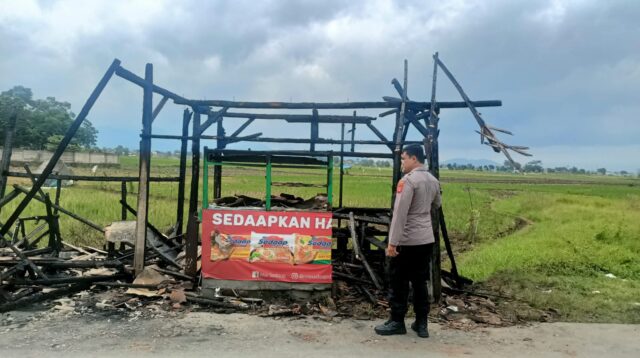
[{"left": 202, "top": 209, "right": 333, "bottom": 283}]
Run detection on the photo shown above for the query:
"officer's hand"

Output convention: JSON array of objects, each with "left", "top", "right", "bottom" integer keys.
[{"left": 386, "top": 244, "right": 398, "bottom": 257}]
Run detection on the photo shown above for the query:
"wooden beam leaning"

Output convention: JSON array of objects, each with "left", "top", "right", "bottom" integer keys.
[
  {"left": 0, "top": 59, "right": 121, "bottom": 238},
  {"left": 115, "top": 65, "right": 187, "bottom": 104},
  {"left": 228, "top": 118, "right": 255, "bottom": 139},
  {"left": 12, "top": 185, "right": 104, "bottom": 233},
  {"left": 404, "top": 112, "right": 430, "bottom": 137},
  {"left": 199, "top": 106, "right": 229, "bottom": 135},
  {"left": 378, "top": 108, "right": 399, "bottom": 118},
  {"left": 0, "top": 189, "right": 19, "bottom": 210},
  {"left": 151, "top": 96, "right": 169, "bottom": 123},
  {"left": 391, "top": 78, "right": 408, "bottom": 100},
  {"left": 366, "top": 123, "right": 393, "bottom": 151},
  {"left": 348, "top": 212, "right": 382, "bottom": 290},
  {"left": 134, "top": 63, "right": 153, "bottom": 276},
  {"left": 22, "top": 164, "right": 60, "bottom": 252},
  {"left": 434, "top": 56, "right": 486, "bottom": 128},
  {"left": 435, "top": 56, "right": 528, "bottom": 164}
]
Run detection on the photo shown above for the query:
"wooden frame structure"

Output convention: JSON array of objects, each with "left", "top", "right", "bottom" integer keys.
[{"left": 0, "top": 53, "right": 529, "bottom": 302}]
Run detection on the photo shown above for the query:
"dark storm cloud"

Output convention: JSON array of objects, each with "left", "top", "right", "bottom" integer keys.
[{"left": 0, "top": 0, "right": 639, "bottom": 170}]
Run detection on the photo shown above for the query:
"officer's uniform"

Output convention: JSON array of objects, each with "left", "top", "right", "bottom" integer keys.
[{"left": 388, "top": 166, "right": 441, "bottom": 324}]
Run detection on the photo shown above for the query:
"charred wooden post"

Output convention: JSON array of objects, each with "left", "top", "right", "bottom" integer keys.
[
  {"left": 180, "top": 99, "right": 502, "bottom": 110},
  {"left": 350, "top": 121, "right": 356, "bottom": 152},
  {"left": 176, "top": 109, "right": 192, "bottom": 238},
  {"left": 120, "top": 181, "right": 127, "bottom": 220},
  {"left": 53, "top": 179, "right": 62, "bottom": 215},
  {"left": 426, "top": 52, "right": 442, "bottom": 302},
  {"left": 0, "top": 59, "right": 120, "bottom": 238},
  {"left": 0, "top": 110, "right": 17, "bottom": 201},
  {"left": 185, "top": 111, "right": 201, "bottom": 277},
  {"left": 339, "top": 123, "right": 345, "bottom": 210},
  {"left": 391, "top": 60, "right": 408, "bottom": 206},
  {"left": 133, "top": 63, "right": 154, "bottom": 276},
  {"left": 310, "top": 109, "right": 319, "bottom": 151},
  {"left": 213, "top": 118, "right": 225, "bottom": 199}
]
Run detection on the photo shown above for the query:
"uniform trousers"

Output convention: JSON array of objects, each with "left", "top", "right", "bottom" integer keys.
[{"left": 388, "top": 243, "right": 433, "bottom": 323}]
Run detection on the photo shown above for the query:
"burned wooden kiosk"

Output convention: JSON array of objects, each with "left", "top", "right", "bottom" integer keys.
[{"left": 0, "top": 54, "right": 530, "bottom": 310}]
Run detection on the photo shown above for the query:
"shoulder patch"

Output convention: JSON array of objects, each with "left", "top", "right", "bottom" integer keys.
[{"left": 396, "top": 180, "right": 405, "bottom": 193}]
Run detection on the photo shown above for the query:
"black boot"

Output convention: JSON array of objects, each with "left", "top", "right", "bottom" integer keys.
[
  {"left": 374, "top": 320, "right": 407, "bottom": 336},
  {"left": 411, "top": 321, "right": 429, "bottom": 338}
]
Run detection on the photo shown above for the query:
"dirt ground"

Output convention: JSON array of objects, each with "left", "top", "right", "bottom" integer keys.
[{"left": 1, "top": 308, "right": 638, "bottom": 358}]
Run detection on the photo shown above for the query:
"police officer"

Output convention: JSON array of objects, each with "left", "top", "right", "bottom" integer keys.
[{"left": 374, "top": 144, "right": 441, "bottom": 338}]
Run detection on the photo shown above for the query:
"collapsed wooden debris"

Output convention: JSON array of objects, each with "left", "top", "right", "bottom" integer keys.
[{"left": 212, "top": 193, "right": 328, "bottom": 210}]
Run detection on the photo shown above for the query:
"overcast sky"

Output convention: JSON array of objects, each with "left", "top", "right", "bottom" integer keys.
[{"left": 1, "top": 0, "right": 638, "bottom": 171}]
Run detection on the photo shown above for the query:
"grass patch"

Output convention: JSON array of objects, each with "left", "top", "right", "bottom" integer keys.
[{"left": 459, "top": 183, "right": 640, "bottom": 323}]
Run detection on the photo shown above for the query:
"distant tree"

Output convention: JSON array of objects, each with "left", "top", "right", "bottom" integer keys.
[
  {"left": 45, "top": 134, "right": 81, "bottom": 152},
  {"left": 596, "top": 168, "right": 607, "bottom": 175},
  {"left": 523, "top": 160, "right": 543, "bottom": 173},
  {"left": 375, "top": 160, "right": 390, "bottom": 168},
  {"left": 0, "top": 86, "right": 98, "bottom": 150},
  {"left": 114, "top": 145, "right": 130, "bottom": 156},
  {"left": 504, "top": 160, "right": 521, "bottom": 172},
  {"left": 359, "top": 159, "right": 375, "bottom": 167}
]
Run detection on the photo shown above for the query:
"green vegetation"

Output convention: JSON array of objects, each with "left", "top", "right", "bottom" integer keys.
[
  {"left": 0, "top": 86, "right": 98, "bottom": 150},
  {"left": 1, "top": 157, "right": 638, "bottom": 323},
  {"left": 458, "top": 181, "right": 640, "bottom": 323}
]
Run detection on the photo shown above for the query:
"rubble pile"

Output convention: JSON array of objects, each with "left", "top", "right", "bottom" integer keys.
[{"left": 212, "top": 193, "right": 328, "bottom": 210}]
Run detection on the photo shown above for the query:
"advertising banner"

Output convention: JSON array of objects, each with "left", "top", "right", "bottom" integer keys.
[{"left": 202, "top": 209, "right": 333, "bottom": 283}]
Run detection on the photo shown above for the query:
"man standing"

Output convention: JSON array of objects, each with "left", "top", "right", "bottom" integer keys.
[{"left": 374, "top": 144, "right": 441, "bottom": 338}]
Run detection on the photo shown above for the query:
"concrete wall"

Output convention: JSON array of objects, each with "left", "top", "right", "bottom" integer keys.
[{"left": 0, "top": 148, "right": 119, "bottom": 165}]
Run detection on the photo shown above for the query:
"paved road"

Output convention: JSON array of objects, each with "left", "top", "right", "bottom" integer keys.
[{"left": 1, "top": 311, "right": 638, "bottom": 357}]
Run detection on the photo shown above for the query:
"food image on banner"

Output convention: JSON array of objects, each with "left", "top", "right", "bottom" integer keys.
[
  {"left": 294, "top": 235, "right": 332, "bottom": 265},
  {"left": 249, "top": 232, "right": 294, "bottom": 265},
  {"left": 294, "top": 235, "right": 315, "bottom": 264},
  {"left": 202, "top": 209, "right": 333, "bottom": 284},
  {"left": 210, "top": 231, "right": 251, "bottom": 262}
]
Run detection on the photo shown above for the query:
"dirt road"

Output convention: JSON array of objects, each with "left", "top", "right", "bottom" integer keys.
[{"left": 1, "top": 309, "right": 638, "bottom": 357}]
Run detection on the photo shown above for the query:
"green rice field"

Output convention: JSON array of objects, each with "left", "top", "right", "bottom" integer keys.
[{"left": 1, "top": 156, "right": 639, "bottom": 323}]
